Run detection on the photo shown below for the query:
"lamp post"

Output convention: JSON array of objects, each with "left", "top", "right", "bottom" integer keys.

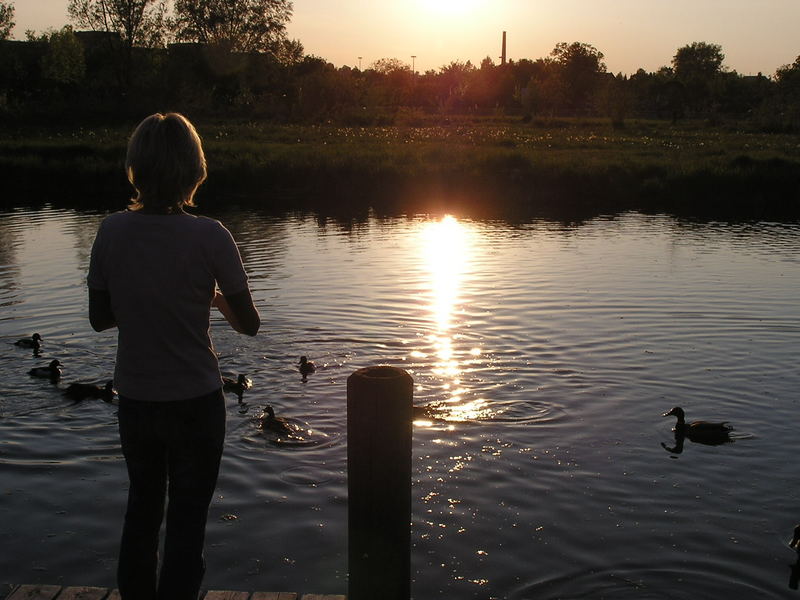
[
  {"left": 411, "top": 55, "right": 416, "bottom": 75},
  {"left": 358, "top": 56, "right": 362, "bottom": 70}
]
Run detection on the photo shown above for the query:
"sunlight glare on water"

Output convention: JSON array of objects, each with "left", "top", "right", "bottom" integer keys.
[
  {"left": 420, "top": 214, "right": 470, "bottom": 333},
  {"left": 416, "top": 216, "right": 494, "bottom": 425}
]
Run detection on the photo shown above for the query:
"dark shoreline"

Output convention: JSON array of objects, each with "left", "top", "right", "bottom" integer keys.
[
  {"left": 6, "top": 160, "right": 799, "bottom": 222},
  {"left": 4, "top": 121, "right": 800, "bottom": 221}
]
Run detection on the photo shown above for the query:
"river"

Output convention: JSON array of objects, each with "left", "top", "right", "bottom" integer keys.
[{"left": 1, "top": 206, "right": 799, "bottom": 599}]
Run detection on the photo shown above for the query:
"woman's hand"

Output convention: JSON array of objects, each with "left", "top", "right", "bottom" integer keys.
[{"left": 213, "top": 289, "right": 260, "bottom": 336}]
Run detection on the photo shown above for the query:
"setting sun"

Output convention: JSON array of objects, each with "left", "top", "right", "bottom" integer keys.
[{"left": 416, "top": 0, "right": 485, "bottom": 18}]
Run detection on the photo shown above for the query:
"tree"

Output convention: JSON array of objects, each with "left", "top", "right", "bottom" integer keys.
[
  {"left": 597, "top": 73, "right": 633, "bottom": 127},
  {"left": 776, "top": 56, "right": 800, "bottom": 98},
  {"left": 772, "top": 56, "right": 800, "bottom": 130},
  {"left": 0, "top": 1, "right": 14, "bottom": 40},
  {"left": 68, "top": 0, "right": 167, "bottom": 48},
  {"left": 368, "top": 58, "right": 413, "bottom": 106},
  {"left": 437, "top": 60, "right": 475, "bottom": 111},
  {"left": 68, "top": 0, "right": 167, "bottom": 89},
  {"left": 672, "top": 42, "right": 725, "bottom": 80},
  {"left": 522, "top": 57, "right": 563, "bottom": 117},
  {"left": 370, "top": 57, "right": 410, "bottom": 75},
  {"left": 671, "top": 42, "right": 725, "bottom": 115},
  {"left": 27, "top": 26, "right": 86, "bottom": 87},
  {"left": 550, "top": 41, "right": 606, "bottom": 114},
  {"left": 173, "top": 0, "right": 293, "bottom": 54},
  {"left": 272, "top": 37, "right": 303, "bottom": 65}
]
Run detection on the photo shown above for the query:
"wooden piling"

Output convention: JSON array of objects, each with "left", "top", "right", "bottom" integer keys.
[{"left": 346, "top": 365, "right": 413, "bottom": 600}]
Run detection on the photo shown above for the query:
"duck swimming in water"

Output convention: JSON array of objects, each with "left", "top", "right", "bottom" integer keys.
[
  {"left": 791, "top": 525, "right": 800, "bottom": 590},
  {"left": 223, "top": 374, "right": 251, "bottom": 399},
  {"left": 298, "top": 356, "right": 316, "bottom": 380},
  {"left": 28, "top": 359, "right": 62, "bottom": 381},
  {"left": 64, "top": 380, "right": 114, "bottom": 402},
  {"left": 261, "top": 405, "right": 293, "bottom": 435},
  {"left": 663, "top": 406, "right": 733, "bottom": 435},
  {"left": 15, "top": 333, "right": 42, "bottom": 350},
  {"left": 661, "top": 406, "right": 733, "bottom": 453}
]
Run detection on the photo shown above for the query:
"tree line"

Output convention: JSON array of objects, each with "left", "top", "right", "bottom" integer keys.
[{"left": 1, "top": 0, "right": 799, "bottom": 130}]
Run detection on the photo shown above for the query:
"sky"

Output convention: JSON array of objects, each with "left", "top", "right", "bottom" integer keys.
[{"left": 11, "top": 0, "right": 800, "bottom": 76}]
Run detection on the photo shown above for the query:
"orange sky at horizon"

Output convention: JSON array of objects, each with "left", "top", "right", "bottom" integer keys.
[{"left": 12, "top": 0, "right": 800, "bottom": 76}]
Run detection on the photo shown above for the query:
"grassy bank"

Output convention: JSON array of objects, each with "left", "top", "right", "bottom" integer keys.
[{"left": 2, "top": 118, "right": 799, "bottom": 219}]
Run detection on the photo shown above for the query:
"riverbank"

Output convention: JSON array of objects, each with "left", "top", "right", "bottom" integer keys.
[{"left": 3, "top": 119, "right": 799, "bottom": 219}]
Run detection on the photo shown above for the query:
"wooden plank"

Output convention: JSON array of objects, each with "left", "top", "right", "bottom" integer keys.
[
  {"left": 57, "top": 587, "right": 109, "bottom": 600},
  {"left": 202, "top": 592, "right": 250, "bottom": 600},
  {"left": 3, "top": 587, "right": 338, "bottom": 600},
  {"left": 7, "top": 585, "right": 62, "bottom": 600}
]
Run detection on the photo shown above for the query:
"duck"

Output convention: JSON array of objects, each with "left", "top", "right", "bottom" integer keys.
[
  {"left": 15, "top": 333, "right": 42, "bottom": 350},
  {"left": 412, "top": 404, "right": 437, "bottom": 420},
  {"left": 663, "top": 406, "right": 732, "bottom": 434},
  {"left": 261, "top": 405, "right": 294, "bottom": 435},
  {"left": 662, "top": 406, "right": 734, "bottom": 448},
  {"left": 222, "top": 374, "right": 251, "bottom": 397},
  {"left": 298, "top": 356, "right": 316, "bottom": 380},
  {"left": 791, "top": 525, "right": 800, "bottom": 552},
  {"left": 64, "top": 380, "right": 114, "bottom": 402},
  {"left": 28, "top": 359, "right": 62, "bottom": 380}
]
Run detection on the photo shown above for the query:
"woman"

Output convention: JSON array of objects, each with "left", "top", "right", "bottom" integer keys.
[{"left": 88, "top": 112, "right": 260, "bottom": 600}]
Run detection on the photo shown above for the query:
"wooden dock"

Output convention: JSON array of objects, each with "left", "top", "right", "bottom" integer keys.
[{"left": 5, "top": 585, "right": 345, "bottom": 600}]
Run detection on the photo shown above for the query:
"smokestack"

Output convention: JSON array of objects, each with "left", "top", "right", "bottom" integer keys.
[{"left": 501, "top": 31, "right": 507, "bottom": 65}]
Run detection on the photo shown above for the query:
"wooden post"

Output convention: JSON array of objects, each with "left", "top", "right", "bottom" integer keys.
[{"left": 347, "top": 366, "right": 412, "bottom": 600}]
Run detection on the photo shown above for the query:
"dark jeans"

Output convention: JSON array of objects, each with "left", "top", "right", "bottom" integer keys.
[{"left": 117, "top": 388, "right": 226, "bottom": 600}]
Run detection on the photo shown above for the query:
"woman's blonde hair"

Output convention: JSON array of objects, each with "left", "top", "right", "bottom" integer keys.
[{"left": 125, "top": 112, "right": 207, "bottom": 211}]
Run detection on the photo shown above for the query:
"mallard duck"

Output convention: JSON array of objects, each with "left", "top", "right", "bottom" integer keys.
[
  {"left": 791, "top": 525, "right": 800, "bottom": 552},
  {"left": 662, "top": 406, "right": 734, "bottom": 449},
  {"left": 222, "top": 374, "right": 251, "bottom": 396},
  {"left": 15, "top": 333, "right": 42, "bottom": 349},
  {"left": 64, "top": 380, "right": 114, "bottom": 402},
  {"left": 663, "top": 406, "right": 732, "bottom": 434},
  {"left": 28, "top": 359, "right": 62, "bottom": 380},
  {"left": 298, "top": 356, "right": 316, "bottom": 379},
  {"left": 261, "top": 405, "right": 293, "bottom": 435}
]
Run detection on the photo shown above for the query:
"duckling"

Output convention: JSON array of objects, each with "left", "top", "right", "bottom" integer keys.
[
  {"left": 791, "top": 525, "right": 800, "bottom": 552},
  {"left": 64, "top": 380, "right": 114, "bottom": 402},
  {"left": 222, "top": 374, "right": 251, "bottom": 398},
  {"left": 412, "top": 404, "right": 436, "bottom": 419},
  {"left": 298, "top": 356, "right": 316, "bottom": 380},
  {"left": 15, "top": 333, "right": 42, "bottom": 350},
  {"left": 28, "top": 359, "right": 62, "bottom": 381},
  {"left": 261, "top": 405, "right": 293, "bottom": 435}
]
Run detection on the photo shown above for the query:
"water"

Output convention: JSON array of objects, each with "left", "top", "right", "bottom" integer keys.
[{"left": 1, "top": 206, "right": 799, "bottom": 599}]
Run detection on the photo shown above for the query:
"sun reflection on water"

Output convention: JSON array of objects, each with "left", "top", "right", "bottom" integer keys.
[
  {"left": 421, "top": 214, "right": 468, "bottom": 333},
  {"left": 415, "top": 215, "right": 492, "bottom": 425}
]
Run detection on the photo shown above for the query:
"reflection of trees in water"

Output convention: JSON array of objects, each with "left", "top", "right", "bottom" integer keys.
[
  {"left": 205, "top": 207, "right": 291, "bottom": 282},
  {"left": 0, "top": 210, "right": 25, "bottom": 300},
  {"left": 63, "top": 210, "right": 107, "bottom": 269},
  {"left": 0, "top": 209, "right": 109, "bottom": 308}
]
